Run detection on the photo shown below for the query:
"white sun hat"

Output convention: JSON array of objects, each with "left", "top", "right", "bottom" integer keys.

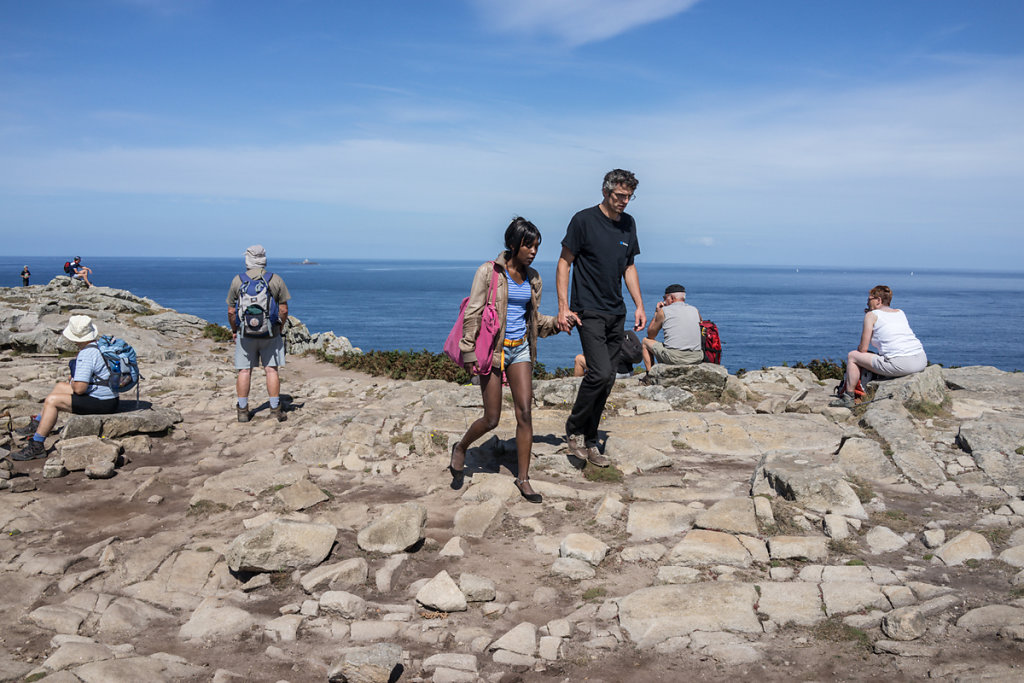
[{"left": 62, "top": 315, "right": 99, "bottom": 343}]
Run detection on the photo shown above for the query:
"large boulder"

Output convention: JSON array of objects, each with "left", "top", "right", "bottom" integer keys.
[
  {"left": 225, "top": 519, "right": 337, "bottom": 572},
  {"left": 649, "top": 363, "right": 729, "bottom": 395},
  {"left": 867, "top": 364, "right": 947, "bottom": 405},
  {"left": 752, "top": 452, "right": 867, "bottom": 519},
  {"left": 356, "top": 502, "right": 427, "bottom": 553}
]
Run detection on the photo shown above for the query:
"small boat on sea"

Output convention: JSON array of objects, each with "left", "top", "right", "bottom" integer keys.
[{"left": 300, "top": 259, "right": 319, "bottom": 265}]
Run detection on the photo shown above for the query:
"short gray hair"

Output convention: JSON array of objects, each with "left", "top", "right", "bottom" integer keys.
[{"left": 603, "top": 169, "right": 638, "bottom": 193}]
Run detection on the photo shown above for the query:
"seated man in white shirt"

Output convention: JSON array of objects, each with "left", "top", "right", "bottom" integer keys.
[{"left": 642, "top": 284, "right": 703, "bottom": 373}]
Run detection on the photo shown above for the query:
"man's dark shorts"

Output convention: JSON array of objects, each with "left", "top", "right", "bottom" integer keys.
[{"left": 72, "top": 394, "right": 120, "bottom": 415}]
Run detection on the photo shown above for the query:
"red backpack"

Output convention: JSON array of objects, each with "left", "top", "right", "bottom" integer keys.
[{"left": 700, "top": 320, "right": 722, "bottom": 364}]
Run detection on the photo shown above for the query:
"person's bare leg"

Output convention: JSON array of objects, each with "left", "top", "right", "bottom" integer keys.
[
  {"left": 641, "top": 338, "right": 656, "bottom": 372},
  {"left": 36, "top": 383, "right": 74, "bottom": 437},
  {"left": 573, "top": 354, "right": 586, "bottom": 377},
  {"left": 236, "top": 369, "right": 252, "bottom": 400},
  {"left": 265, "top": 366, "right": 280, "bottom": 399},
  {"left": 452, "top": 369, "right": 503, "bottom": 471},
  {"left": 505, "top": 362, "right": 537, "bottom": 496},
  {"left": 846, "top": 350, "right": 876, "bottom": 395}
]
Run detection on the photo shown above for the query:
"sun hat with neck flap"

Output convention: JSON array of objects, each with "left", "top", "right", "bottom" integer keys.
[{"left": 62, "top": 315, "right": 99, "bottom": 343}]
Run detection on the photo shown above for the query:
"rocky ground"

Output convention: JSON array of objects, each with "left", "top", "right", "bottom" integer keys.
[{"left": 1, "top": 278, "right": 1023, "bottom": 683}]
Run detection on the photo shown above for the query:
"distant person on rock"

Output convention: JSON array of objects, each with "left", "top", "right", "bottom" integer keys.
[
  {"left": 12, "top": 315, "right": 119, "bottom": 461},
  {"left": 640, "top": 284, "right": 703, "bottom": 380},
  {"left": 20, "top": 265, "right": 30, "bottom": 287},
  {"left": 70, "top": 256, "right": 93, "bottom": 287},
  {"left": 830, "top": 284, "right": 927, "bottom": 408},
  {"left": 557, "top": 169, "right": 646, "bottom": 468},
  {"left": 449, "top": 217, "right": 562, "bottom": 503},
  {"left": 227, "top": 244, "right": 291, "bottom": 422}
]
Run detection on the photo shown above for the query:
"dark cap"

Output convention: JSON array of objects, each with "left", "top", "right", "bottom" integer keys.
[{"left": 664, "top": 284, "right": 686, "bottom": 295}]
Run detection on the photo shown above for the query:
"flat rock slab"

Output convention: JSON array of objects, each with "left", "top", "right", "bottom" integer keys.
[
  {"left": 694, "top": 497, "right": 758, "bottom": 536},
  {"left": 617, "top": 583, "right": 761, "bottom": 648},
  {"left": 821, "top": 581, "right": 890, "bottom": 616},
  {"left": 767, "top": 536, "right": 828, "bottom": 561},
  {"left": 667, "top": 529, "right": 752, "bottom": 567},
  {"left": 861, "top": 401, "right": 946, "bottom": 490},
  {"left": 757, "top": 582, "right": 824, "bottom": 626},
  {"left": 626, "top": 502, "right": 696, "bottom": 541},
  {"left": 62, "top": 405, "right": 183, "bottom": 439}
]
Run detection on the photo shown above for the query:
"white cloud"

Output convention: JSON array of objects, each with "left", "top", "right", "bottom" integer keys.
[
  {"left": 2, "top": 61, "right": 1022, "bottom": 267},
  {"left": 469, "top": 0, "right": 702, "bottom": 46}
]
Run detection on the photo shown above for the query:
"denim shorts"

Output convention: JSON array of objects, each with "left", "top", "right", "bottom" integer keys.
[{"left": 502, "top": 338, "right": 531, "bottom": 366}]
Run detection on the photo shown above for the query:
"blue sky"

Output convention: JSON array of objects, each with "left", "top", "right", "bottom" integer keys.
[{"left": 2, "top": 0, "right": 1022, "bottom": 269}]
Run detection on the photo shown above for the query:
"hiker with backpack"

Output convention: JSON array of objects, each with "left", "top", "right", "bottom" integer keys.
[
  {"left": 447, "top": 218, "right": 562, "bottom": 503},
  {"left": 227, "top": 244, "right": 291, "bottom": 422},
  {"left": 639, "top": 284, "right": 704, "bottom": 382},
  {"left": 11, "top": 315, "right": 121, "bottom": 461},
  {"left": 830, "top": 284, "right": 928, "bottom": 408}
]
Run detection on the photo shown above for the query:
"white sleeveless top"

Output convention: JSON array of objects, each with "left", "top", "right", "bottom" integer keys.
[{"left": 871, "top": 309, "right": 924, "bottom": 358}]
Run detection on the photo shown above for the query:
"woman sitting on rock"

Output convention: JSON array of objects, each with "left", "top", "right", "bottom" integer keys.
[
  {"left": 448, "top": 217, "right": 562, "bottom": 502},
  {"left": 12, "top": 315, "right": 119, "bottom": 460},
  {"left": 831, "top": 285, "right": 927, "bottom": 408}
]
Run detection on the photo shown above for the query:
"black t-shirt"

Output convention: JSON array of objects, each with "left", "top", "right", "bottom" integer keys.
[{"left": 561, "top": 205, "right": 640, "bottom": 315}]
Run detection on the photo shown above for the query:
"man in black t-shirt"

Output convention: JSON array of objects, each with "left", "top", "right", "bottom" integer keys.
[{"left": 557, "top": 169, "right": 647, "bottom": 467}]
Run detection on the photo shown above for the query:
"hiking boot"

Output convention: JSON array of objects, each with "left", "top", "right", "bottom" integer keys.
[
  {"left": 237, "top": 404, "right": 252, "bottom": 423},
  {"left": 11, "top": 439, "right": 47, "bottom": 461},
  {"left": 270, "top": 404, "right": 287, "bottom": 422},
  {"left": 638, "top": 373, "right": 656, "bottom": 386},
  {"left": 585, "top": 446, "right": 610, "bottom": 468},
  {"left": 829, "top": 392, "right": 857, "bottom": 409},
  {"left": 564, "top": 432, "right": 587, "bottom": 461},
  {"left": 14, "top": 418, "right": 39, "bottom": 437}
]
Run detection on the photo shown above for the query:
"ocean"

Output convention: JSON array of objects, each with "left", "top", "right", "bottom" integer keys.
[{"left": 3, "top": 256, "right": 1023, "bottom": 374}]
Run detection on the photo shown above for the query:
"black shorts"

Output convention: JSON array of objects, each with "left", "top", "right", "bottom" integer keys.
[{"left": 71, "top": 393, "right": 120, "bottom": 415}]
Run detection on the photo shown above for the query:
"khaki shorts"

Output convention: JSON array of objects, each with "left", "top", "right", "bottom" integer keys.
[
  {"left": 235, "top": 334, "right": 286, "bottom": 369},
  {"left": 871, "top": 350, "right": 927, "bottom": 377},
  {"left": 650, "top": 340, "right": 704, "bottom": 365}
]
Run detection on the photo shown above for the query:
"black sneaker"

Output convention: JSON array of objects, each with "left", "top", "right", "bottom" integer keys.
[
  {"left": 237, "top": 404, "right": 252, "bottom": 423},
  {"left": 12, "top": 439, "right": 47, "bottom": 461},
  {"left": 14, "top": 418, "right": 39, "bottom": 437}
]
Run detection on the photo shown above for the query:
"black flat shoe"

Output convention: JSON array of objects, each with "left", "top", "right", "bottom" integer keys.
[
  {"left": 448, "top": 444, "right": 465, "bottom": 490},
  {"left": 514, "top": 477, "right": 542, "bottom": 504}
]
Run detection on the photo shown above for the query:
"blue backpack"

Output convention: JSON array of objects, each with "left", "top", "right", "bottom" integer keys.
[
  {"left": 235, "top": 272, "right": 280, "bottom": 338},
  {"left": 93, "top": 335, "right": 141, "bottom": 396}
]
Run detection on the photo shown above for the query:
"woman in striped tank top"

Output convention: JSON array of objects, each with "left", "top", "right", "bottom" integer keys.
[{"left": 449, "top": 218, "right": 563, "bottom": 502}]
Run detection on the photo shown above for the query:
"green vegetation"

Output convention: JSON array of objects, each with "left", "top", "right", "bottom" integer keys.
[
  {"left": 202, "top": 323, "right": 233, "bottom": 342},
  {"left": 845, "top": 558, "right": 866, "bottom": 566},
  {"left": 811, "top": 617, "right": 872, "bottom": 651},
  {"left": 582, "top": 586, "right": 607, "bottom": 601},
  {"left": 792, "top": 358, "right": 845, "bottom": 381},
  {"left": 317, "top": 349, "right": 574, "bottom": 384},
  {"left": 582, "top": 463, "right": 624, "bottom": 483},
  {"left": 828, "top": 539, "right": 858, "bottom": 556},
  {"left": 905, "top": 398, "right": 951, "bottom": 419},
  {"left": 1015, "top": 446, "right": 1023, "bottom": 455},
  {"left": 847, "top": 477, "right": 875, "bottom": 504}
]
